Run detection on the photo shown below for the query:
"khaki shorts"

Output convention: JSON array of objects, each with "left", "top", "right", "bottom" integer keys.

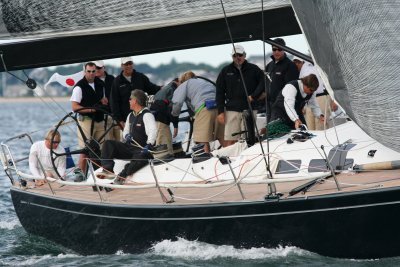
[
  {"left": 305, "top": 95, "right": 332, "bottom": 130},
  {"left": 224, "top": 110, "right": 257, "bottom": 141},
  {"left": 193, "top": 108, "right": 221, "bottom": 143},
  {"left": 77, "top": 118, "right": 106, "bottom": 148},
  {"left": 156, "top": 121, "right": 173, "bottom": 154},
  {"left": 104, "top": 116, "right": 122, "bottom": 141}
]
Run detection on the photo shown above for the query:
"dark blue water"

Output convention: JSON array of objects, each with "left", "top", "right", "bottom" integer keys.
[{"left": 0, "top": 99, "right": 399, "bottom": 266}]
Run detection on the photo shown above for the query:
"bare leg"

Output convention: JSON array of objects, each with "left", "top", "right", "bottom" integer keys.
[
  {"left": 200, "top": 142, "right": 211, "bottom": 153},
  {"left": 225, "top": 140, "right": 237, "bottom": 147},
  {"left": 79, "top": 154, "right": 88, "bottom": 173}
]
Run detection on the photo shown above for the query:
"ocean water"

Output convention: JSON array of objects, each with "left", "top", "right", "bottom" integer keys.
[{"left": 0, "top": 99, "right": 399, "bottom": 266}]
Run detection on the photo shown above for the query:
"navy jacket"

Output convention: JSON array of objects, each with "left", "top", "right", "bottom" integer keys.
[
  {"left": 110, "top": 70, "right": 160, "bottom": 122},
  {"left": 216, "top": 60, "right": 264, "bottom": 114}
]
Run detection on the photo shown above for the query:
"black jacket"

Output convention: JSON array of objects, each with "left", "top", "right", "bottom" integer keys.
[
  {"left": 98, "top": 72, "right": 115, "bottom": 112},
  {"left": 216, "top": 60, "right": 264, "bottom": 114},
  {"left": 110, "top": 70, "right": 160, "bottom": 122},
  {"left": 102, "top": 72, "right": 115, "bottom": 100},
  {"left": 265, "top": 54, "right": 299, "bottom": 104}
]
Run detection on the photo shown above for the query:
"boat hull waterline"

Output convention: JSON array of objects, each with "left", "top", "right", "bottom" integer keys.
[{"left": 11, "top": 186, "right": 400, "bottom": 258}]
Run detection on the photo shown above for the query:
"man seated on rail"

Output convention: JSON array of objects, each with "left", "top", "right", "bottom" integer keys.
[
  {"left": 29, "top": 129, "right": 66, "bottom": 186},
  {"left": 98, "top": 89, "right": 157, "bottom": 184}
]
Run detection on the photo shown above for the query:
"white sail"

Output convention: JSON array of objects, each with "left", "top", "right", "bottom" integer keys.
[{"left": 291, "top": 0, "right": 400, "bottom": 152}]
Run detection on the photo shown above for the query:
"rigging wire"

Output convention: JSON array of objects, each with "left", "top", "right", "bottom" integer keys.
[
  {"left": 218, "top": 0, "right": 276, "bottom": 194},
  {"left": 0, "top": 55, "right": 104, "bottom": 168}
]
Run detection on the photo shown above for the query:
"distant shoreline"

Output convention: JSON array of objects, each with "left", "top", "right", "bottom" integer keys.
[{"left": 0, "top": 97, "right": 70, "bottom": 103}]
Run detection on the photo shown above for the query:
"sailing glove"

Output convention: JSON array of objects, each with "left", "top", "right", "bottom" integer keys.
[
  {"left": 123, "top": 134, "right": 133, "bottom": 144},
  {"left": 141, "top": 144, "right": 154, "bottom": 157}
]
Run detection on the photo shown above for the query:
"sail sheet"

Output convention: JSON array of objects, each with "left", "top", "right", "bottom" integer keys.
[
  {"left": 0, "top": 0, "right": 300, "bottom": 71},
  {"left": 291, "top": 0, "right": 400, "bottom": 152}
]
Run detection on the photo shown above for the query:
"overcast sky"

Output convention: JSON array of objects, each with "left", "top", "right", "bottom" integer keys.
[{"left": 103, "top": 34, "right": 309, "bottom": 68}]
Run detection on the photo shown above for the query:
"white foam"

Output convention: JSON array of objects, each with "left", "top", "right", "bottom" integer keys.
[
  {"left": 1, "top": 253, "right": 80, "bottom": 266},
  {"left": 150, "top": 237, "right": 308, "bottom": 260},
  {"left": 115, "top": 250, "right": 126, "bottom": 255},
  {"left": 0, "top": 219, "right": 21, "bottom": 230},
  {"left": 4, "top": 255, "right": 52, "bottom": 266}
]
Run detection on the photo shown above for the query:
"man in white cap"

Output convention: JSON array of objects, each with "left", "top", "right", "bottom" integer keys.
[
  {"left": 216, "top": 44, "right": 265, "bottom": 146},
  {"left": 292, "top": 56, "right": 337, "bottom": 130},
  {"left": 110, "top": 56, "right": 161, "bottom": 129},
  {"left": 93, "top": 60, "right": 121, "bottom": 140}
]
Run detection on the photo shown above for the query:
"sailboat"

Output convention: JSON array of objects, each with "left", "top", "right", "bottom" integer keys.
[{"left": 1, "top": 0, "right": 400, "bottom": 259}]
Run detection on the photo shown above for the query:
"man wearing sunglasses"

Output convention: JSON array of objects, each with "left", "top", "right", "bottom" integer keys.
[
  {"left": 70, "top": 62, "right": 108, "bottom": 172},
  {"left": 265, "top": 38, "right": 299, "bottom": 122},
  {"left": 110, "top": 57, "right": 161, "bottom": 130},
  {"left": 216, "top": 44, "right": 265, "bottom": 146},
  {"left": 94, "top": 60, "right": 121, "bottom": 141},
  {"left": 29, "top": 129, "right": 66, "bottom": 185}
]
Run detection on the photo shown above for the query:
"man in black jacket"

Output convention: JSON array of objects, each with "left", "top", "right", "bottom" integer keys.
[
  {"left": 216, "top": 44, "right": 264, "bottom": 146},
  {"left": 110, "top": 57, "right": 161, "bottom": 129},
  {"left": 94, "top": 60, "right": 121, "bottom": 141},
  {"left": 265, "top": 38, "right": 299, "bottom": 121}
]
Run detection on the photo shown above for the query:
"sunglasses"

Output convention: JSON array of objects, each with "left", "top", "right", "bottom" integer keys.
[
  {"left": 232, "top": 54, "right": 244, "bottom": 58},
  {"left": 272, "top": 47, "right": 283, "bottom": 52},
  {"left": 86, "top": 70, "right": 96, "bottom": 73},
  {"left": 46, "top": 139, "right": 60, "bottom": 144}
]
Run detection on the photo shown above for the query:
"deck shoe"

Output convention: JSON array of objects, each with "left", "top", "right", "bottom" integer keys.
[
  {"left": 105, "top": 187, "right": 114, "bottom": 193},
  {"left": 96, "top": 169, "right": 115, "bottom": 179},
  {"left": 73, "top": 168, "right": 85, "bottom": 182}
]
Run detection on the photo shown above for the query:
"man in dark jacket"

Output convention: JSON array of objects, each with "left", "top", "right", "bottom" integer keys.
[
  {"left": 265, "top": 38, "right": 299, "bottom": 121},
  {"left": 150, "top": 78, "right": 180, "bottom": 155},
  {"left": 94, "top": 60, "right": 121, "bottom": 140},
  {"left": 110, "top": 57, "right": 161, "bottom": 129},
  {"left": 216, "top": 44, "right": 264, "bottom": 146}
]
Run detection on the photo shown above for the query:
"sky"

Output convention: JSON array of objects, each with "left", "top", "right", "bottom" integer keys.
[{"left": 103, "top": 34, "right": 309, "bottom": 68}]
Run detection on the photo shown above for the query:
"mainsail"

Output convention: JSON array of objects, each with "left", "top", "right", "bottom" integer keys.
[{"left": 291, "top": 0, "right": 400, "bottom": 153}]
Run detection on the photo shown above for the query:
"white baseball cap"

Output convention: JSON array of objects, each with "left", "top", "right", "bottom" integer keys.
[
  {"left": 231, "top": 44, "right": 245, "bottom": 55},
  {"left": 93, "top": 60, "right": 104, "bottom": 68},
  {"left": 292, "top": 56, "right": 304, "bottom": 62},
  {"left": 121, "top": 57, "right": 133, "bottom": 64}
]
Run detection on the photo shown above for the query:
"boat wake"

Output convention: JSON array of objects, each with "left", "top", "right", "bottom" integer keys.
[
  {"left": 0, "top": 219, "right": 21, "bottom": 230},
  {"left": 0, "top": 253, "right": 79, "bottom": 266},
  {"left": 149, "top": 238, "right": 309, "bottom": 260}
]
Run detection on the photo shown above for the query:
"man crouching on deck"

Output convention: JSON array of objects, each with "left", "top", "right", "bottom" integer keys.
[{"left": 98, "top": 89, "right": 157, "bottom": 183}]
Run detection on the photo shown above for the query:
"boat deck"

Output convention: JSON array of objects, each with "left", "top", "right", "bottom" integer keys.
[{"left": 15, "top": 169, "right": 400, "bottom": 205}]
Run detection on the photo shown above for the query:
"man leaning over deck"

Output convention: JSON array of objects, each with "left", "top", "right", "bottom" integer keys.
[{"left": 70, "top": 62, "right": 107, "bottom": 173}]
